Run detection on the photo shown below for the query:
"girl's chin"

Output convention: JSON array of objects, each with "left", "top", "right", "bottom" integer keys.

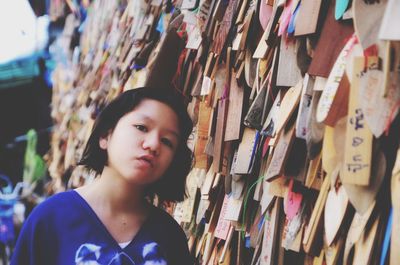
[{"left": 121, "top": 172, "right": 160, "bottom": 185}]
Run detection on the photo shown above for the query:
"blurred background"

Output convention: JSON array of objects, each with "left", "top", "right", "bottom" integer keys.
[
  {"left": 0, "top": 0, "right": 52, "bottom": 190},
  {"left": 0, "top": 1, "right": 86, "bottom": 263}
]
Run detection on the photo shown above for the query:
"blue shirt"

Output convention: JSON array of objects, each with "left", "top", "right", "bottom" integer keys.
[{"left": 11, "top": 190, "right": 193, "bottom": 265}]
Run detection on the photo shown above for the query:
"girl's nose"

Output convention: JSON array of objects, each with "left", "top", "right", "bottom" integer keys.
[{"left": 142, "top": 132, "right": 161, "bottom": 155}]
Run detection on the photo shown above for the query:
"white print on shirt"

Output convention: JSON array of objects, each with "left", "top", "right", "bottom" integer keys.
[{"left": 75, "top": 242, "right": 167, "bottom": 265}]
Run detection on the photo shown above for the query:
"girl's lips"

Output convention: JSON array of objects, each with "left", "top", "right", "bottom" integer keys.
[
  {"left": 137, "top": 155, "right": 155, "bottom": 167},
  {"left": 135, "top": 158, "right": 153, "bottom": 169}
]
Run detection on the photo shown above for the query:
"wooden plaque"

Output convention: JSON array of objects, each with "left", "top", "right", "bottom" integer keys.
[
  {"left": 359, "top": 56, "right": 400, "bottom": 138},
  {"left": 308, "top": 0, "right": 354, "bottom": 77},
  {"left": 296, "top": 74, "right": 314, "bottom": 139},
  {"left": 379, "top": 0, "right": 400, "bottom": 40},
  {"left": 225, "top": 74, "right": 244, "bottom": 141},
  {"left": 275, "top": 80, "right": 303, "bottom": 135},
  {"left": 180, "top": 169, "right": 199, "bottom": 222},
  {"left": 343, "top": 201, "right": 375, "bottom": 264},
  {"left": 234, "top": 127, "right": 257, "bottom": 174},
  {"left": 324, "top": 184, "right": 349, "bottom": 246},
  {"left": 294, "top": 0, "right": 322, "bottom": 36},
  {"left": 265, "top": 123, "right": 296, "bottom": 181},
  {"left": 350, "top": 214, "right": 380, "bottom": 265},
  {"left": 303, "top": 175, "right": 330, "bottom": 255},
  {"left": 276, "top": 38, "right": 302, "bottom": 87},
  {"left": 260, "top": 198, "right": 281, "bottom": 265},
  {"left": 341, "top": 57, "right": 373, "bottom": 186},
  {"left": 316, "top": 35, "right": 357, "bottom": 123},
  {"left": 353, "top": 0, "right": 387, "bottom": 49},
  {"left": 195, "top": 101, "right": 212, "bottom": 169},
  {"left": 213, "top": 99, "right": 229, "bottom": 172},
  {"left": 214, "top": 195, "right": 232, "bottom": 240}
]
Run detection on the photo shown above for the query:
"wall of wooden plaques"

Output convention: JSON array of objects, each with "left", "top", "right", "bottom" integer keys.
[{"left": 48, "top": 0, "right": 400, "bottom": 264}]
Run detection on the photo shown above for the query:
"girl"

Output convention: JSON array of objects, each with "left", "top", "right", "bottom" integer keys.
[{"left": 11, "top": 87, "right": 194, "bottom": 265}]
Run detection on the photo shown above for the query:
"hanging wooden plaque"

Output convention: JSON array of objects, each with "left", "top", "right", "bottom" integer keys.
[
  {"left": 294, "top": 0, "right": 322, "bottom": 36},
  {"left": 341, "top": 57, "right": 373, "bottom": 186},
  {"left": 225, "top": 73, "right": 245, "bottom": 141}
]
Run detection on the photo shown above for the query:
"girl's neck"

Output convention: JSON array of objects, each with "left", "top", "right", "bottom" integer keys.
[
  {"left": 79, "top": 166, "right": 149, "bottom": 215},
  {"left": 75, "top": 167, "right": 152, "bottom": 244}
]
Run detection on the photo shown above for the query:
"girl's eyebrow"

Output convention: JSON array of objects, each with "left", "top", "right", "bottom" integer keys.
[
  {"left": 166, "top": 129, "right": 180, "bottom": 140},
  {"left": 137, "top": 114, "right": 180, "bottom": 138}
]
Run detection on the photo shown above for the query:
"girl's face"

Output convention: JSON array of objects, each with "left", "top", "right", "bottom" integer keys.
[{"left": 99, "top": 99, "right": 180, "bottom": 186}]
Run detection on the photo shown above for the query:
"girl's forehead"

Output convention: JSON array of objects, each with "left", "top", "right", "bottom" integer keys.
[
  {"left": 137, "top": 98, "right": 176, "bottom": 111},
  {"left": 123, "top": 99, "right": 180, "bottom": 132}
]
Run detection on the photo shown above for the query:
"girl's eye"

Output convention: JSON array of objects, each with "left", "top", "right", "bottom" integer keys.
[
  {"left": 161, "top": 138, "right": 174, "bottom": 148},
  {"left": 134, "top": 125, "right": 148, "bottom": 132}
]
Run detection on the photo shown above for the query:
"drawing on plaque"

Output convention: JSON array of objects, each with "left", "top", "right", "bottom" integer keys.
[
  {"left": 352, "top": 137, "right": 364, "bottom": 147},
  {"left": 346, "top": 163, "right": 368, "bottom": 173},
  {"left": 349, "top": 108, "right": 365, "bottom": 130}
]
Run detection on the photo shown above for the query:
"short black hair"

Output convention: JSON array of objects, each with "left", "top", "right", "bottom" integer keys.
[{"left": 78, "top": 87, "right": 193, "bottom": 202}]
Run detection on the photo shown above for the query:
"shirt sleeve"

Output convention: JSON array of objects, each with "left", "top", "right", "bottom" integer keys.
[
  {"left": 11, "top": 217, "right": 35, "bottom": 264},
  {"left": 10, "top": 205, "right": 52, "bottom": 265}
]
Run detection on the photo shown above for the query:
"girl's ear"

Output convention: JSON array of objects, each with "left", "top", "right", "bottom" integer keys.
[{"left": 99, "top": 137, "right": 108, "bottom": 150}]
